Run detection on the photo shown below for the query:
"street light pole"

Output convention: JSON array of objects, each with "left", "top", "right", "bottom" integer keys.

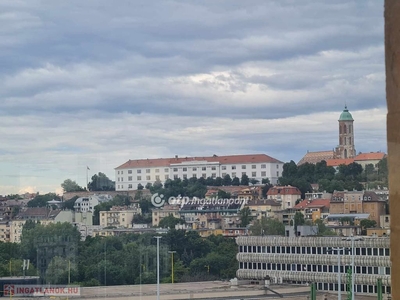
[
  {"left": 343, "top": 235, "right": 363, "bottom": 300},
  {"left": 329, "top": 247, "right": 345, "bottom": 300},
  {"left": 154, "top": 236, "right": 162, "bottom": 300},
  {"left": 351, "top": 237, "right": 355, "bottom": 300},
  {"left": 336, "top": 248, "right": 342, "bottom": 300},
  {"left": 168, "top": 251, "right": 176, "bottom": 284}
]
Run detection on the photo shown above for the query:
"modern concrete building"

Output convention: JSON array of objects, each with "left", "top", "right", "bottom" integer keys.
[
  {"left": 236, "top": 236, "right": 391, "bottom": 296},
  {"left": 115, "top": 154, "right": 284, "bottom": 191}
]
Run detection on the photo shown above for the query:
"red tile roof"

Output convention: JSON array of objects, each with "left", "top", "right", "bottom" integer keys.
[
  {"left": 267, "top": 185, "right": 301, "bottom": 196},
  {"left": 326, "top": 158, "right": 355, "bottom": 167},
  {"left": 354, "top": 152, "right": 386, "bottom": 161},
  {"left": 294, "top": 199, "right": 331, "bottom": 210},
  {"left": 116, "top": 154, "right": 282, "bottom": 169},
  {"left": 297, "top": 151, "right": 335, "bottom": 165}
]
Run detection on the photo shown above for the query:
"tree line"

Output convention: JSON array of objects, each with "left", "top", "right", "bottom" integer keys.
[
  {"left": 278, "top": 159, "right": 388, "bottom": 198},
  {"left": 0, "top": 222, "right": 238, "bottom": 286}
]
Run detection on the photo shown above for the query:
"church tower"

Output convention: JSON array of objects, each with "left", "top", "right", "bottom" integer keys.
[{"left": 335, "top": 106, "right": 356, "bottom": 159}]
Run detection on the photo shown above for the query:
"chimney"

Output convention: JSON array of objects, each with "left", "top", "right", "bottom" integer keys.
[{"left": 175, "top": 155, "right": 178, "bottom": 159}]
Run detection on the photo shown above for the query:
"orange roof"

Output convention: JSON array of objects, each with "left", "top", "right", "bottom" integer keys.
[
  {"left": 297, "top": 150, "right": 335, "bottom": 165},
  {"left": 354, "top": 152, "right": 386, "bottom": 161},
  {"left": 294, "top": 199, "right": 331, "bottom": 210},
  {"left": 116, "top": 154, "right": 282, "bottom": 169},
  {"left": 326, "top": 158, "right": 355, "bottom": 167},
  {"left": 267, "top": 185, "right": 301, "bottom": 196}
]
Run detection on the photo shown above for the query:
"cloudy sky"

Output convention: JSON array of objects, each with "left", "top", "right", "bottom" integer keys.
[{"left": 0, "top": 0, "right": 386, "bottom": 195}]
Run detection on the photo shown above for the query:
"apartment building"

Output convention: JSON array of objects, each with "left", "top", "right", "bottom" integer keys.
[
  {"left": 115, "top": 154, "right": 284, "bottom": 191},
  {"left": 330, "top": 191, "right": 386, "bottom": 226},
  {"left": 152, "top": 205, "right": 181, "bottom": 227},
  {"left": 236, "top": 236, "right": 391, "bottom": 296},
  {"left": 293, "top": 198, "right": 330, "bottom": 221},
  {"left": 266, "top": 185, "right": 302, "bottom": 210},
  {"left": 99, "top": 206, "right": 141, "bottom": 228},
  {"left": 245, "top": 199, "right": 281, "bottom": 220}
]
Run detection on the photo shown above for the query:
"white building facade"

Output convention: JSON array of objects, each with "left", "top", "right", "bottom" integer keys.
[
  {"left": 236, "top": 236, "right": 391, "bottom": 296},
  {"left": 115, "top": 154, "right": 284, "bottom": 191},
  {"left": 73, "top": 194, "right": 113, "bottom": 213}
]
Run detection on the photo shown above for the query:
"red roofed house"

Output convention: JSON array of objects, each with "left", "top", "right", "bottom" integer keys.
[
  {"left": 115, "top": 154, "right": 284, "bottom": 191},
  {"left": 293, "top": 199, "right": 330, "bottom": 222},
  {"left": 354, "top": 152, "right": 386, "bottom": 169},
  {"left": 267, "top": 185, "right": 302, "bottom": 210}
]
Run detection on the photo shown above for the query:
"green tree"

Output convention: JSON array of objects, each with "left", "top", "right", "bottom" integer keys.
[
  {"left": 232, "top": 177, "right": 240, "bottom": 186},
  {"left": 239, "top": 207, "right": 253, "bottom": 227},
  {"left": 360, "top": 219, "right": 377, "bottom": 235},
  {"left": 88, "top": 172, "right": 115, "bottom": 191},
  {"left": 61, "top": 179, "right": 85, "bottom": 193},
  {"left": 240, "top": 174, "right": 249, "bottom": 186},
  {"left": 261, "top": 179, "right": 273, "bottom": 197},
  {"left": 293, "top": 212, "right": 305, "bottom": 233},
  {"left": 217, "top": 190, "right": 231, "bottom": 199},
  {"left": 214, "top": 177, "right": 223, "bottom": 186},
  {"left": 137, "top": 183, "right": 144, "bottom": 190},
  {"left": 222, "top": 174, "right": 232, "bottom": 186},
  {"left": 251, "top": 217, "right": 285, "bottom": 236},
  {"left": 62, "top": 196, "right": 79, "bottom": 210},
  {"left": 158, "top": 215, "right": 185, "bottom": 229},
  {"left": 314, "top": 219, "right": 336, "bottom": 236},
  {"left": 138, "top": 198, "right": 151, "bottom": 214},
  {"left": 27, "top": 193, "right": 61, "bottom": 208}
]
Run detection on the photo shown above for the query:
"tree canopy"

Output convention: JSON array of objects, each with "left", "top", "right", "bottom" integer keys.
[
  {"left": 61, "top": 179, "right": 85, "bottom": 193},
  {"left": 27, "top": 193, "right": 61, "bottom": 208},
  {"left": 251, "top": 217, "right": 285, "bottom": 236},
  {"left": 279, "top": 160, "right": 371, "bottom": 195},
  {"left": 88, "top": 172, "right": 115, "bottom": 191}
]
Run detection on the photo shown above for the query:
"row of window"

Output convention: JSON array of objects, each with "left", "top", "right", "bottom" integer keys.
[
  {"left": 239, "top": 245, "right": 390, "bottom": 256},
  {"left": 239, "top": 262, "right": 391, "bottom": 275},
  {"left": 317, "top": 282, "right": 389, "bottom": 295},
  {"left": 116, "top": 164, "right": 280, "bottom": 175},
  {"left": 118, "top": 171, "right": 275, "bottom": 183}
]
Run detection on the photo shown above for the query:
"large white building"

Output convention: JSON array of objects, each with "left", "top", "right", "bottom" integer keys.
[
  {"left": 115, "top": 154, "right": 284, "bottom": 191},
  {"left": 236, "top": 236, "right": 391, "bottom": 297}
]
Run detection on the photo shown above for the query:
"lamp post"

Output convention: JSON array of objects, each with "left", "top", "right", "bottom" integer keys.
[
  {"left": 328, "top": 247, "right": 347, "bottom": 300},
  {"left": 168, "top": 251, "right": 176, "bottom": 284},
  {"left": 154, "top": 236, "right": 162, "bottom": 300},
  {"left": 344, "top": 235, "right": 363, "bottom": 300}
]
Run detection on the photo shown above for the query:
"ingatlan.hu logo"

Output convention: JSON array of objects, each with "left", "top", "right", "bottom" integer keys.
[{"left": 151, "top": 193, "right": 248, "bottom": 208}]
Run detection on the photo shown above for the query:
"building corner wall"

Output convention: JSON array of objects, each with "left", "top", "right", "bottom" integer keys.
[{"left": 385, "top": 1, "right": 400, "bottom": 298}]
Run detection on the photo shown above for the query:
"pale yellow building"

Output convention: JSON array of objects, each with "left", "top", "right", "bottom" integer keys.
[
  {"left": 245, "top": 199, "right": 281, "bottom": 219},
  {"left": 0, "top": 221, "right": 10, "bottom": 242},
  {"left": 100, "top": 208, "right": 140, "bottom": 228},
  {"left": 152, "top": 206, "right": 180, "bottom": 227},
  {"left": 10, "top": 220, "right": 26, "bottom": 243},
  {"left": 197, "top": 228, "right": 223, "bottom": 238}
]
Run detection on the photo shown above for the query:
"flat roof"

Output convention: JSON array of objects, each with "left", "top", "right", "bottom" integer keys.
[{"left": 327, "top": 213, "right": 370, "bottom": 219}]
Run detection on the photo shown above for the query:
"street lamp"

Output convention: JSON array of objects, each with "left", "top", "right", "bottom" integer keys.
[
  {"left": 168, "top": 251, "right": 176, "bottom": 284},
  {"left": 343, "top": 235, "right": 364, "bottom": 300},
  {"left": 154, "top": 236, "right": 162, "bottom": 300},
  {"left": 328, "top": 247, "right": 349, "bottom": 300}
]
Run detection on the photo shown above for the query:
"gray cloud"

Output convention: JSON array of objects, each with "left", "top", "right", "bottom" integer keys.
[{"left": 0, "top": 0, "right": 387, "bottom": 194}]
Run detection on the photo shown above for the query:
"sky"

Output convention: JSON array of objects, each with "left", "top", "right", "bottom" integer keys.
[{"left": 0, "top": 0, "right": 386, "bottom": 195}]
